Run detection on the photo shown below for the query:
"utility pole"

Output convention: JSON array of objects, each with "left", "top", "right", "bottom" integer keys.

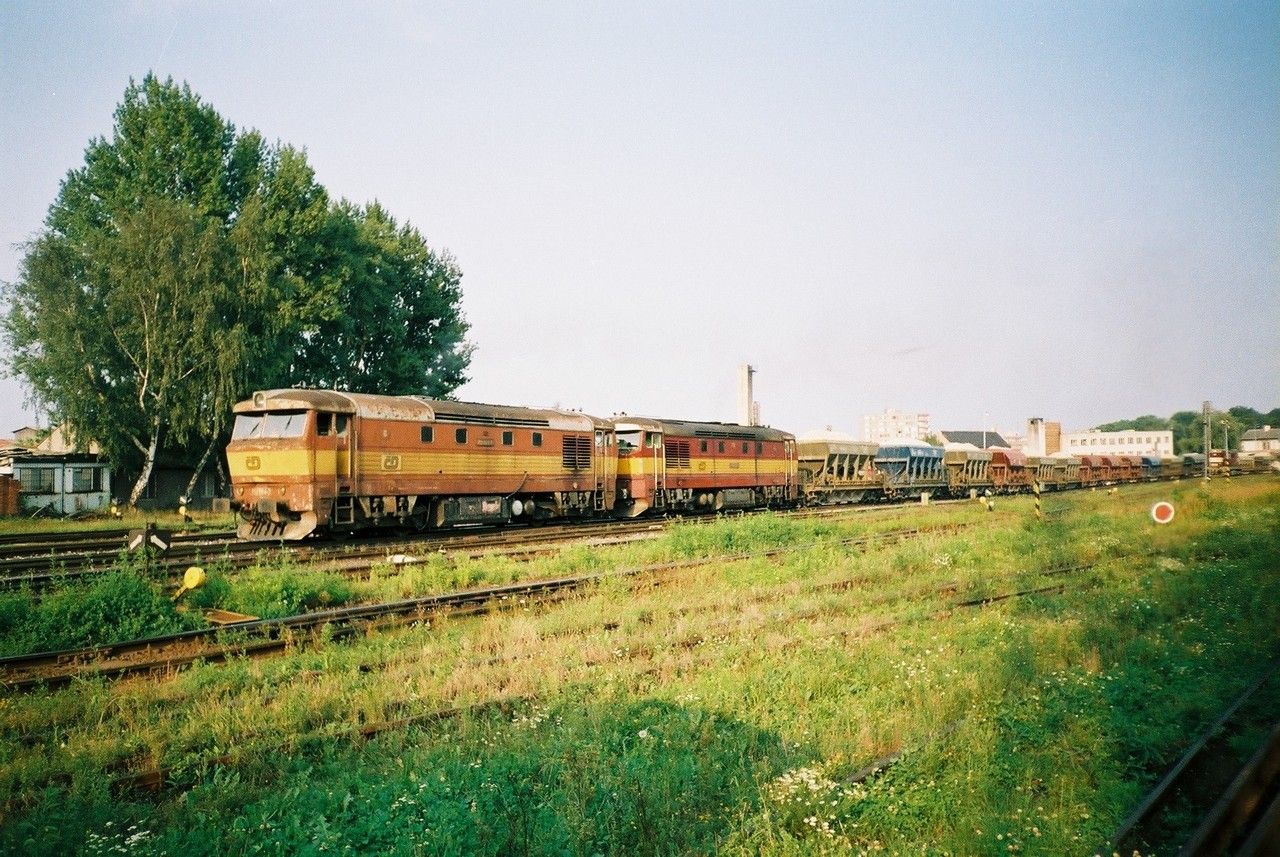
[{"left": 1202, "top": 400, "right": 1211, "bottom": 480}]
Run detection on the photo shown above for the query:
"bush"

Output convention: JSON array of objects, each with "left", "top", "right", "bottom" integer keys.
[{"left": 0, "top": 570, "right": 198, "bottom": 656}]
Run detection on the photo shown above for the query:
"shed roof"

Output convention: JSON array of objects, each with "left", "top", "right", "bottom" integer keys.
[
  {"left": 940, "top": 430, "right": 1009, "bottom": 449},
  {"left": 1242, "top": 427, "right": 1280, "bottom": 441}
]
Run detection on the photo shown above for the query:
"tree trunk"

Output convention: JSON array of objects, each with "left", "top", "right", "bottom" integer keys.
[
  {"left": 129, "top": 420, "right": 161, "bottom": 507},
  {"left": 182, "top": 432, "right": 220, "bottom": 505},
  {"left": 215, "top": 453, "right": 230, "bottom": 496}
]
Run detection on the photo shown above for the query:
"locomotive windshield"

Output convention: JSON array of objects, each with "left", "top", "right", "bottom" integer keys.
[
  {"left": 232, "top": 411, "right": 309, "bottom": 440},
  {"left": 617, "top": 430, "right": 643, "bottom": 452}
]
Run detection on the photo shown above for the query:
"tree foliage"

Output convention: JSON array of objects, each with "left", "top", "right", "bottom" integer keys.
[{"left": 3, "top": 75, "right": 470, "bottom": 504}]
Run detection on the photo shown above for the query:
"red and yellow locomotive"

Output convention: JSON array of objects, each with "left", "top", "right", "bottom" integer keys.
[
  {"left": 612, "top": 417, "right": 796, "bottom": 516},
  {"left": 227, "top": 390, "right": 616, "bottom": 539}
]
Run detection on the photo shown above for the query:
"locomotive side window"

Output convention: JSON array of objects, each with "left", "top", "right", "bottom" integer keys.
[
  {"left": 421, "top": 426, "right": 434, "bottom": 443},
  {"left": 756, "top": 441, "right": 763, "bottom": 455},
  {"left": 335, "top": 415, "right": 349, "bottom": 436},
  {"left": 700, "top": 440, "right": 708, "bottom": 453},
  {"left": 317, "top": 413, "right": 333, "bottom": 436},
  {"left": 718, "top": 441, "right": 725, "bottom": 454},
  {"left": 532, "top": 432, "right": 543, "bottom": 447},
  {"left": 455, "top": 428, "right": 468, "bottom": 444},
  {"left": 502, "top": 430, "right": 513, "bottom": 446},
  {"left": 742, "top": 442, "right": 749, "bottom": 454}
]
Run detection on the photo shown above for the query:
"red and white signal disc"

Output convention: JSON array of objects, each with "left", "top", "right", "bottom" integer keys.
[{"left": 1150, "top": 501, "right": 1175, "bottom": 524}]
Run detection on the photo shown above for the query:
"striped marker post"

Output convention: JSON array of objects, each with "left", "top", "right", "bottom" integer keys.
[{"left": 1034, "top": 480, "right": 1042, "bottom": 522}]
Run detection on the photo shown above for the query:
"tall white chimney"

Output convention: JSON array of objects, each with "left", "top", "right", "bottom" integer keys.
[
  {"left": 738, "top": 364, "right": 756, "bottom": 426},
  {"left": 1027, "top": 417, "right": 1046, "bottom": 456}
]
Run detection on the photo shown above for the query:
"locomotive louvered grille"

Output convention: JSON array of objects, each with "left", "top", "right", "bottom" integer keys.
[
  {"left": 561, "top": 435, "right": 592, "bottom": 469},
  {"left": 664, "top": 439, "right": 691, "bottom": 469},
  {"left": 433, "top": 411, "right": 551, "bottom": 428},
  {"left": 693, "top": 429, "right": 758, "bottom": 440}
]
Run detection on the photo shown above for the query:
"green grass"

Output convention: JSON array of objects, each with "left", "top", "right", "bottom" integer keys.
[
  {"left": 0, "top": 478, "right": 1276, "bottom": 855},
  {"left": 0, "top": 508, "right": 237, "bottom": 536}
]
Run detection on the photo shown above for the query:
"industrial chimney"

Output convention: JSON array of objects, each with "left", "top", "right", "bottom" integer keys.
[{"left": 738, "top": 364, "right": 756, "bottom": 426}]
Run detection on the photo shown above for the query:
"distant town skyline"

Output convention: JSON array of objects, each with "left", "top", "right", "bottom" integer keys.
[{"left": 2, "top": 3, "right": 1276, "bottom": 442}]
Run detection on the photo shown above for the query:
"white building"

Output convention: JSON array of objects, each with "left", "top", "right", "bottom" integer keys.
[
  {"left": 0, "top": 452, "right": 113, "bottom": 515},
  {"left": 863, "top": 409, "right": 931, "bottom": 443},
  {"left": 1062, "top": 429, "right": 1174, "bottom": 457},
  {"left": 1241, "top": 427, "right": 1279, "bottom": 453}
]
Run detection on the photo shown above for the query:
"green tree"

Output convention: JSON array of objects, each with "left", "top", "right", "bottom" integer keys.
[
  {"left": 3, "top": 74, "right": 471, "bottom": 506},
  {"left": 1097, "top": 414, "right": 1170, "bottom": 433},
  {"left": 9, "top": 197, "right": 245, "bottom": 503},
  {"left": 296, "top": 202, "right": 471, "bottom": 395}
]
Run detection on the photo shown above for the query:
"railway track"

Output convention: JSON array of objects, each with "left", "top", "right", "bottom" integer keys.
[
  {"left": 0, "top": 496, "right": 982, "bottom": 591},
  {"left": 95, "top": 539, "right": 1116, "bottom": 800},
  {"left": 1106, "top": 657, "right": 1280, "bottom": 855},
  {"left": 0, "top": 521, "right": 976, "bottom": 690}
]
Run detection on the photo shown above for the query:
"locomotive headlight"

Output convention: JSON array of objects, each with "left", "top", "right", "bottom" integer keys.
[{"left": 511, "top": 499, "right": 524, "bottom": 516}]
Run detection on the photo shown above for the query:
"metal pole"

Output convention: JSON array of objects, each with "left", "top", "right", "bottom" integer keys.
[
  {"left": 1202, "top": 400, "right": 1211, "bottom": 480},
  {"left": 1223, "top": 420, "right": 1230, "bottom": 479}
]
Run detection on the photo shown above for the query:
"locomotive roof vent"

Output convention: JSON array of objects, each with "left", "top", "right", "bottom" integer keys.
[{"left": 253, "top": 391, "right": 267, "bottom": 409}]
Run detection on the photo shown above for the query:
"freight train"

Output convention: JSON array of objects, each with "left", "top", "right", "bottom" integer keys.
[{"left": 226, "top": 389, "right": 1273, "bottom": 540}]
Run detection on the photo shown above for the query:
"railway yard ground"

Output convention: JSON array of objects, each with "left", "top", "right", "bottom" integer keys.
[{"left": 1, "top": 477, "right": 1277, "bottom": 855}]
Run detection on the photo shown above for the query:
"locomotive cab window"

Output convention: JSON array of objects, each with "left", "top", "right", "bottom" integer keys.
[
  {"left": 617, "top": 430, "right": 642, "bottom": 452},
  {"left": 317, "top": 413, "right": 333, "bottom": 436},
  {"left": 232, "top": 411, "right": 308, "bottom": 440},
  {"left": 420, "top": 426, "right": 434, "bottom": 443},
  {"left": 455, "top": 428, "right": 468, "bottom": 444},
  {"left": 335, "top": 415, "right": 349, "bottom": 436}
]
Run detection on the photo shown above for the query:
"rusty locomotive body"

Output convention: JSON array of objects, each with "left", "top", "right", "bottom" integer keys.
[{"left": 228, "top": 390, "right": 619, "bottom": 539}]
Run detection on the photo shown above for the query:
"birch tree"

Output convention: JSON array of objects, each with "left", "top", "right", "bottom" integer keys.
[{"left": 2, "top": 74, "right": 471, "bottom": 506}]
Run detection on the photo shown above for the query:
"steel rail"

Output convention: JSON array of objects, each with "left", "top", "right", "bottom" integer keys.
[
  {"left": 0, "top": 521, "right": 975, "bottom": 690},
  {"left": 1105, "top": 657, "right": 1280, "bottom": 855}
]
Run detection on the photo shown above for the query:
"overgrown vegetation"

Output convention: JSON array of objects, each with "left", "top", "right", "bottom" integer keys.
[
  {"left": 0, "top": 555, "right": 201, "bottom": 656},
  {"left": 0, "top": 479, "right": 1276, "bottom": 854}
]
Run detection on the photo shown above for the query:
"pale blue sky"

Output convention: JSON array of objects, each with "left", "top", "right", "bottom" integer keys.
[{"left": 1, "top": 1, "right": 1276, "bottom": 439}]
